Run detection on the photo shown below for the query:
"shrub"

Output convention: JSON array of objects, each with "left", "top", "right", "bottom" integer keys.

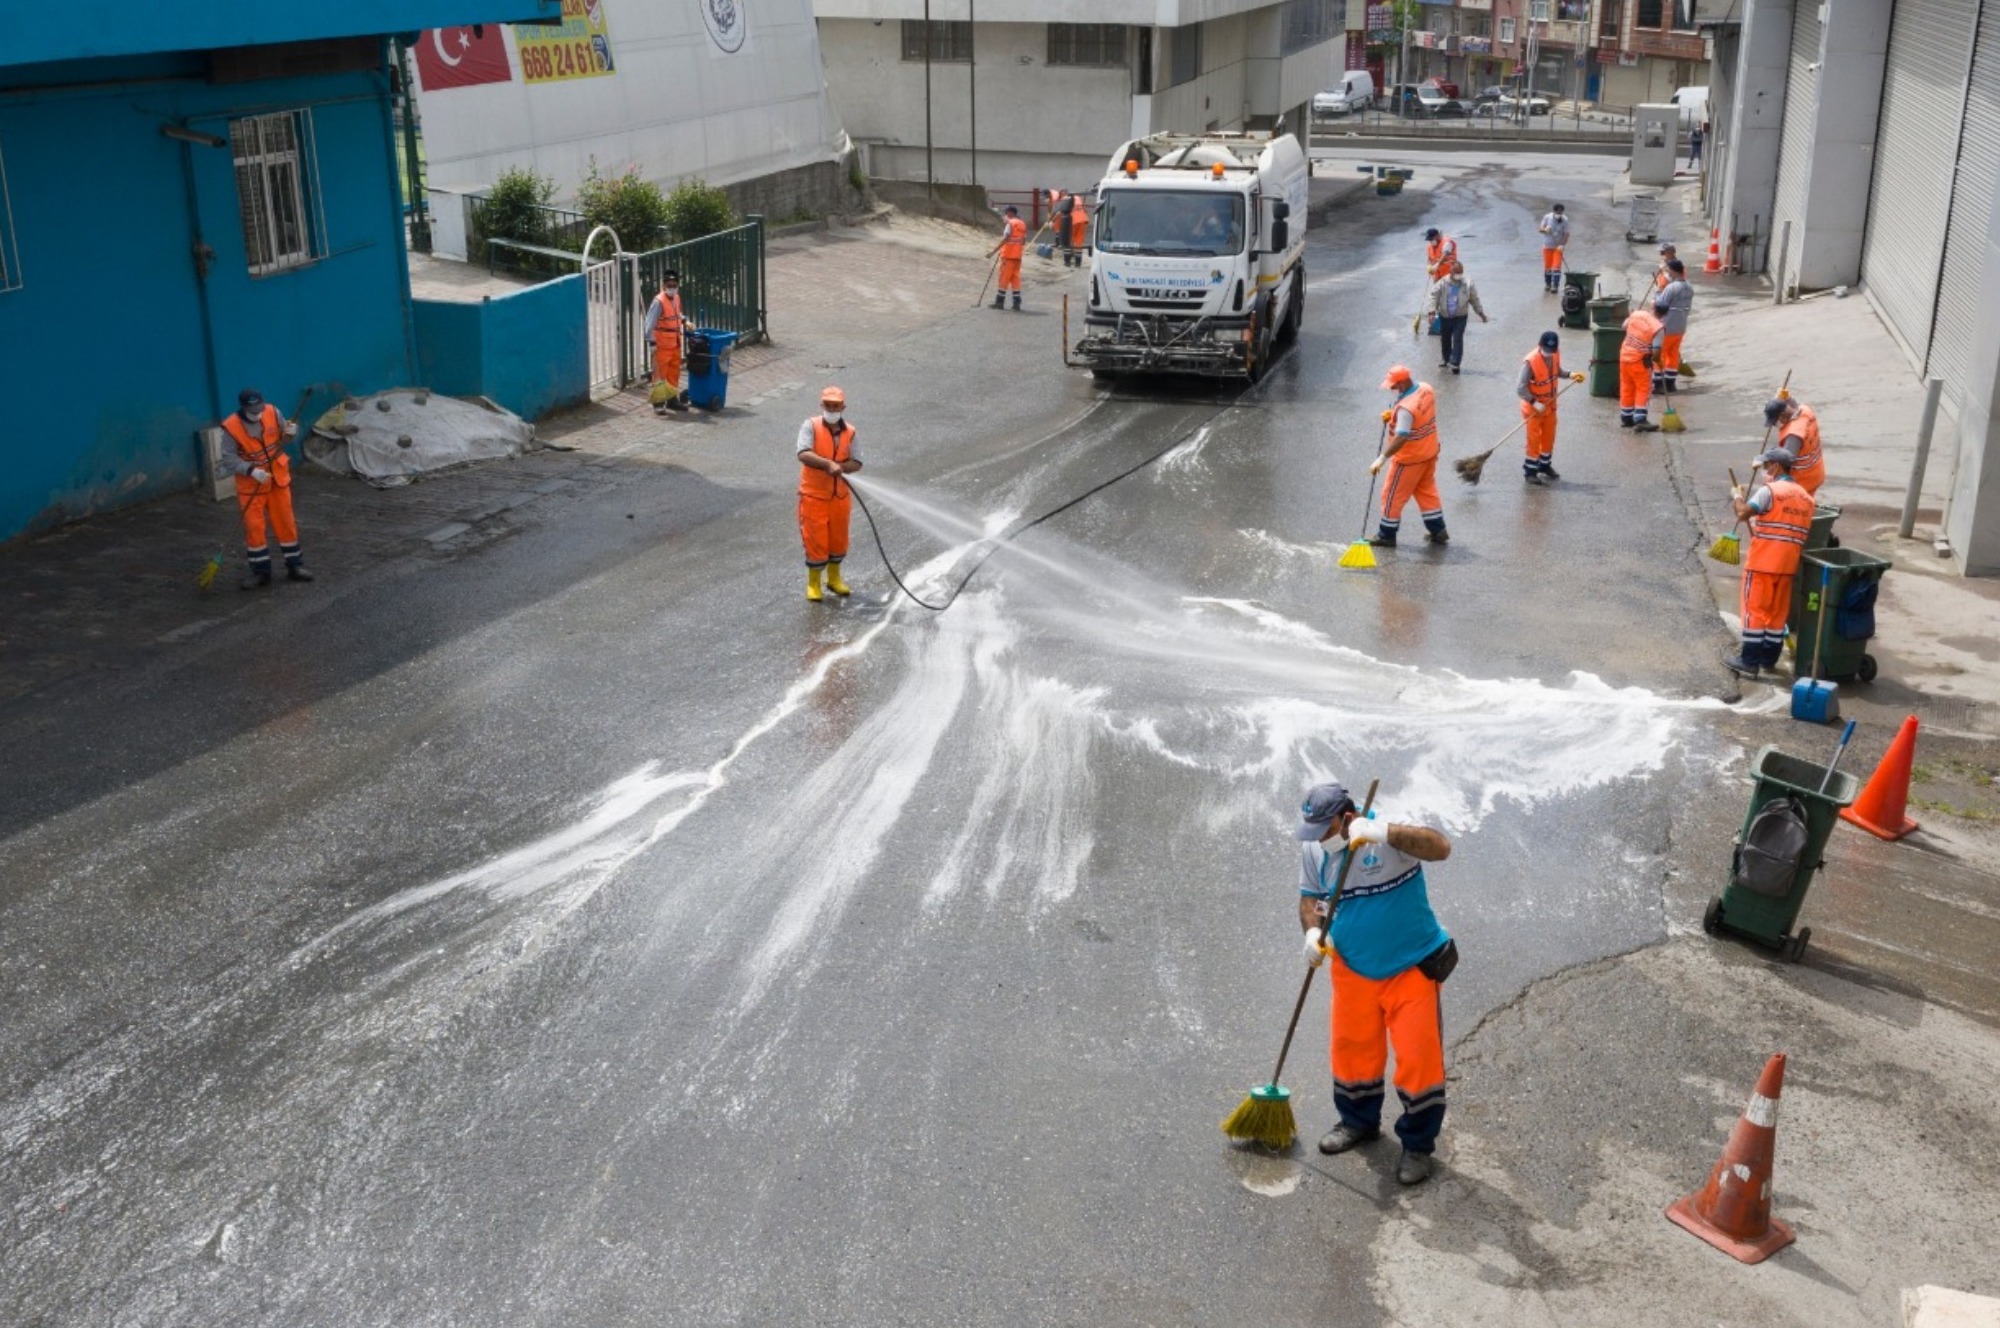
[
  {"left": 478, "top": 166, "right": 556, "bottom": 256},
  {"left": 663, "top": 177, "right": 736, "bottom": 243},
  {"left": 577, "top": 159, "right": 671, "bottom": 253}
]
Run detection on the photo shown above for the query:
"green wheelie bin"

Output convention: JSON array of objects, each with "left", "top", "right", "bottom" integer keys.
[
  {"left": 1587, "top": 294, "right": 1631, "bottom": 328},
  {"left": 1791, "top": 545, "right": 1892, "bottom": 683},
  {"left": 1588, "top": 324, "right": 1624, "bottom": 397},
  {"left": 1559, "top": 270, "right": 1597, "bottom": 328},
  {"left": 1789, "top": 503, "right": 1843, "bottom": 627},
  {"left": 1704, "top": 741, "right": 1860, "bottom": 962}
]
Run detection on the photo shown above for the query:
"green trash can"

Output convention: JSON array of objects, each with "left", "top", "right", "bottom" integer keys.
[
  {"left": 1704, "top": 744, "right": 1860, "bottom": 962},
  {"left": 1559, "top": 270, "right": 1597, "bottom": 328},
  {"left": 1588, "top": 324, "right": 1624, "bottom": 397},
  {"left": 1587, "top": 294, "right": 1631, "bottom": 328},
  {"left": 1791, "top": 545, "right": 1891, "bottom": 683},
  {"left": 1789, "top": 503, "right": 1844, "bottom": 626}
]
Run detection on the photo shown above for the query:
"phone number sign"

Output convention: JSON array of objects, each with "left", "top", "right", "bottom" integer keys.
[{"left": 516, "top": 0, "right": 616, "bottom": 83}]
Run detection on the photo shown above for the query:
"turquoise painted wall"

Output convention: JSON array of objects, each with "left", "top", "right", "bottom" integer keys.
[
  {"left": 0, "top": 2, "right": 558, "bottom": 68},
  {"left": 0, "top": 63, "right": 417, "bottom": 540},
  {"left": 413, "top": 277, "right": 590, "bottom": 423}
]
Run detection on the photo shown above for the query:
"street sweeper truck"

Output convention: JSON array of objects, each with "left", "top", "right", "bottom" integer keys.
[{"left": 1071, "top": 130, "right": 1308, "bottom": 381}]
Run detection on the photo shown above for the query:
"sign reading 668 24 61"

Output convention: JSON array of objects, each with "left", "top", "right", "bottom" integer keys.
[{"left": 516, "top": 0, "right": 616, "bottom": 82}]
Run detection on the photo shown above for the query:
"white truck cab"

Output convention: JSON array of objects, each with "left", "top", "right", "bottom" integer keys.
[{"left": 1072, "top": 131, "right": 1309, "bottom": 381}]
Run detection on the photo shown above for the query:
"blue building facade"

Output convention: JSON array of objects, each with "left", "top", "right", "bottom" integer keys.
[{"left": 0, "top": 1, "right": 557, "bottom": 542}]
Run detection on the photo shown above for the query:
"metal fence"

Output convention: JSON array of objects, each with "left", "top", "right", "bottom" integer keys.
[
  {"left": 1312, "top": 101, "right": 1642, "bottom": 142},
  {"left": 621, "top": 221, "right": 768, "bottom": 390},
  {"left": 464, "top": 196, "right": 599, "bottom": 277}
]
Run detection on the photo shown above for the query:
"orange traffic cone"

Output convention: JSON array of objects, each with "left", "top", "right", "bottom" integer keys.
[
  {"left": 1703, "top": 226, "right": 1723, "bottom": 275},
  {"left": 1840, "top": 714, "right": 1921, "bottom": 840},
  {"left": 1666, "top": 1053, "right": 1796, "bottom": 1263}
]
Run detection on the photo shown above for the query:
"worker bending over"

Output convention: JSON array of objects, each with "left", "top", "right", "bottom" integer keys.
[{"left": 1367, "top": 365, "right": 1449, "bottom": 548}]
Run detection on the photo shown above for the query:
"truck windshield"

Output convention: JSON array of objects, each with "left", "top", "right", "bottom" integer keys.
[{"left": 1096, "top": 191, "right": 1245, "bottom": 257}]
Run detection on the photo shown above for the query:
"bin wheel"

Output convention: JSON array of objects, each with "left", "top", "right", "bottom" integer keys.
[
  {"left": 1857, "top": 654, "right": 1877, "bottom": 683},
  {"left": 1702, "top": 897, "right": 1723, "bottom": 936},
  {"left": 1783, "top": 927, "right": 1811, "bottom": 964}
]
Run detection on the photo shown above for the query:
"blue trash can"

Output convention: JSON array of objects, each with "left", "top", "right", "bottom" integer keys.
[{"left": 686, "top": 328, "right": 739, "bottom": 411}]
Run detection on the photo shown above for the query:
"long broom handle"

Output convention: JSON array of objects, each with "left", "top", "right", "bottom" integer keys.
[
  {"left": 1357, "top": 420, "right": 1388, "bottom": 535},
  {"left": 1467, "top": 377, "right": 1580, "bottom": 464},
  {"left": 1265, "top": 778, "right": 1380, "bottom": 1087}
]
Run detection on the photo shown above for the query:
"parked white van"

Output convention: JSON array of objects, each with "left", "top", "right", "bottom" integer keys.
[
  {"left": 1314, "top": 70, "right": 1375, "bottom": 116},
  {"left": 1670, "top": 85, "right": 1709, "bottom": 129}
]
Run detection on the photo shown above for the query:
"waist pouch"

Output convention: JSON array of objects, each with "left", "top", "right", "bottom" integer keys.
[{"left": 1416, "top": 937, "right": 1459, "bottom": 984}]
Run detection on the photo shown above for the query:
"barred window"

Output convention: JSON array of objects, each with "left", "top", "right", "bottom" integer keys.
[
  {"left": 1048, "top": 24, "right": 1126, "bottom": 67},
  {"left": 901, "top": 20, "right": 972, "bottom": 62},
  {"left": 0, "top": 140, "right": 20, "bottom": 293},
  {"left": 230, "top": 111, "right": 323, "bottom": 276},
  {"left": 1636, "top": 0, "right": 1664, "bottom": 28},
  {"left": 1279, "top": 0, "right": 1341, "bottom": 56},
  {"left": 1168, "top": 23, "right": 1203, "bottom": 86}
]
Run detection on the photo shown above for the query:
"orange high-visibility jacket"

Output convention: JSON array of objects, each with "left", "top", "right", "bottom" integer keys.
[
  {"left": 1621, "top": 309, "right": 1664, "bottom": 362},
  {"left": 648, "top": 290, "right": 684, "bottom": 344},
  {"left": 1001, "top": 215, "right": 1028, "bottom": 257},
  {"left": 1070, "top": 204, "right": 1088, "bottom": 246},
  {"left": 223, "top": 406, "right": 291, "bottom": 488},
  {"left": 798, "top": 417, "right": 856, "bottom": 500},
  {"left": 1392, "top": 384, "right": 1440, "bottom": 463},
  {"left": 1426, "top": 235, "right": 1457, "bottom": 274},
  {"left": 1521, "top": 347, "right": 1562, "bottom": 410},
  {"left": 1745, "top": 478, "right": 1815, "bottom": 575},
  {"left": 1782, "top": 404, "right": 1824, "bottom": 482}
]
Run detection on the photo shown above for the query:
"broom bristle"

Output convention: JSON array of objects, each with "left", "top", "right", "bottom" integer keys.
[
  {"left": 1707, "top": 533, "right": 1740, "bottom": 565},
  {"left": 1221, "top": 1089, "right": 1298, "bottom": 1150},
  {"left": 1454, "top": 455, "right": 1486, "bottom": 485},
  {"left": 1337, "top": 539, "right": 1376, "bottom": 570}
]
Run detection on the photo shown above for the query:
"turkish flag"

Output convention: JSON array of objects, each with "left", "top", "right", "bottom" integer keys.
[{"left": 413, "top": 25, "right": 513, "bottom": 90}]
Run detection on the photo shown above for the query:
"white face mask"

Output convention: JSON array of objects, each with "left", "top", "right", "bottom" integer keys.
[{"left": 823, "top": 410, "right": 842, "bottom": 425}]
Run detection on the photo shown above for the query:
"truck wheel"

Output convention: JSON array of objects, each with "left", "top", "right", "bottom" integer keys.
[{"left": 1277, "top": 270, "right": 1304, "bottom": 345}]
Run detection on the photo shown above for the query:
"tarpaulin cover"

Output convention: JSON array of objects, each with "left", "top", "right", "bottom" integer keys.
[{"left": 304, "top": 389, "right": 537, "bottom": 488}]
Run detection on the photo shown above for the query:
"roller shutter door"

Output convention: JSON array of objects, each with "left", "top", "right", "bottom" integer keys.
[
  {"left": 1769, "top": 1, "right": 1820, "bottom": 291},
  {"left": 1926, "top": 8, "right": 2000, "bottom": 407},
  {"left": 1859, "top": 0, "right": 1979, "bottom": 367}
]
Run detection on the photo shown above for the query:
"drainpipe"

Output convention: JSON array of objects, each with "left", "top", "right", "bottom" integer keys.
[{"left": 173, "top": 134, "right": 224, "bottom": 426}]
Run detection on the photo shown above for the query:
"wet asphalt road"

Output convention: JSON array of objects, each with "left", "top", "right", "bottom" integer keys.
[{"left": 3, "top": 154, "right": 1741, "bottom": 1325}]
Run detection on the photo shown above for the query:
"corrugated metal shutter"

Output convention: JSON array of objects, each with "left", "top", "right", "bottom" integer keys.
[
  {"left": 1859, "top": 0, "right": 1979, "bottom": 367},
  {"left": 1769, "top": 2, "right": 1820, "bottom": 290},
  {"left": 1926, "top": 8, "right": 2000, "bottom": 408}
]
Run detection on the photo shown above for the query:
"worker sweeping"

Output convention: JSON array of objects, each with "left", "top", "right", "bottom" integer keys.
[
  {"left": 1619, "top": 298, "right": 1667, "bottom": 431},
  {"left": 646, "top": 269, "right": 689, "bottom": 414},
  {"left": 1065, "top": 193, "right": 1090, "bottom": 268},
  {"left": 1652, "top": 241, "right": 1678, "bottom": 293},
  {"left": 1536, "top": 203, "right": 1569, "bottom": 293},
  {"left": 797, "top": 385, "right": 863, "bottom": 601},
  {"left": 1656, "top": 258, "right": 1694, "bottom": 393},
  {"left": 1423, "top": 227, "right": 1459, "bottom": 280},
  {"left": 1765, "top": 395, "right": 1827, "bottom": 496},
  {"left": 989, "top": 204, "right": 1029, "bottom": 311},
  {"left": 1725, "top": 448, "right": 1815, "bottom": 677},
  {"left": 1367, "top": 365, "right": 1449, "bottom": 548},
  {"left": 1517, "top": 330, "right": 1587, "bottom": 485},
  {"left": 222, "top": 388, "right": 312, "bottom": 590},
  {"left": 1295, "top": 781, "right": 1458, "bottom": 1186}
]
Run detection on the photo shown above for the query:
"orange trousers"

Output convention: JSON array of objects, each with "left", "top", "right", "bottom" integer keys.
[
  {"left": 650, "top": 339, "right": 683, "bottom": 404},
  {"left": 238, "top": 483, "right": 300, "bottom": 567},
  {"left": 1542, "top": 247, "right": 1563, "bottom": 272},
  {"left": 1739, "top": 567, "right": 1794, "bottom": 666},
  {"left": 1523, "top": 408, "right": 1557, "bottom": 466},
  {"left": 1658, "top": 332, "right": 1684, "bottom": 373},
  {"left": 798, "top": 491, "right": 853, "bottom": 567},
  {"left": 1619, "top": 357, "right": 1653, "bottom": 419},
  {"left": 1796, "top": 462, "right": 1824, "bottom": 496},
  {"left": 997, "top": 255, "right": 1023, "bottom": 293},
  {"left": 1378, "top": 454, "right": 1443, "bottom": 539},
  {"left": 1329, "top": 952, "right": 1448, "bottom": 1153}
]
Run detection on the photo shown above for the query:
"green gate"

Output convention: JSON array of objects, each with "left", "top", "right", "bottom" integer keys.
[{"left": 625, "top": 218, "right": 767, "bottom": 385}]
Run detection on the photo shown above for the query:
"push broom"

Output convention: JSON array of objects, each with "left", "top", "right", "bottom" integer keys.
[
  {"left": 1454, "top": 377, "right": 1583, "bottom": 484},
  {"left": 1222, "top": 779, "right": 1379, "bottom": 1150},
  {"left": 1707, "top": 467, "right": 1744, "bottom": 564},
  {"left": 1338, "top": 421, "right": 1390, "bottom": 569}
]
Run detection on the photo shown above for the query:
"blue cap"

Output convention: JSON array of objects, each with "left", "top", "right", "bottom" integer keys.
[{"left": 1295, "top": 782, "right": 1356, "bottom": 840}]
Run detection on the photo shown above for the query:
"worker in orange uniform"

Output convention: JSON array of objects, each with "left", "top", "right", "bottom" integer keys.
[
  {"left": 1725, "top": 448, "right": 1815, "bottom": 676},
  {"left": 222, "top": 388, "right": 312, "bottom": 590},
  {"left": 1619, "top": 297, "right": 1667, "bottom": 431},
  {"left": 646, "top": 269, "right": 688, "bottom": 414},
  {"left": 1764, "top": 395, "right": 1826, "bottom": 495},
  {"left": 1517, "top": 330, "right": 1588, "bottom": 485},
  {"left": 1536, "top": 203, "right": 1570, "bottom": 293},
  {"left": 1295, "top": 780, "right": 1458, "bottom": 1187},
  {"left": 1065, "top": 193, "right": 1090, "bottom": 268},
  {"left": 989, "top": 204, "right": 1028, "bottom": 311},
  {"left": 796, "top": 385, "right": 863, "bottom": 601},
  {"left": 1652, "top": 242, "right": 1678, "bottom": 293},
  {"left": 1366, "top": 365, "right": 1449, "bottom": 548},
  {"left": 1423, "top": 227, "right": 1458, "bottom": 279}
]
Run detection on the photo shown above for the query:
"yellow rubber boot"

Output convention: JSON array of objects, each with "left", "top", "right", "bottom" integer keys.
[
  {"left": 825, "top": 560, "right": 851, "bottom": 597},
  {"left": 806, "top": 566, "right": 823, "bottom": 602}
]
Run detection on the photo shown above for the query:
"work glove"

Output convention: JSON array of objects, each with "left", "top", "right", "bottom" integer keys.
[
  {"left": 1570, "top": 371, "right": 1586, "bottom": 383},
  {"left": 1532, "top": 402, "right": 1547, "bottom": 415},
  {"left": 1303, "top": 928, "right": 1328, "bottom": 968},
  {"left": 1731, "top": 485, "right": 1746, "bottom": 501},
  {"left": 250, "top": 467, "right": 271, "bottom": 484},
  {"left": 1368, "top": 455, "right": 1386, "bottom": 476},
  {"left": 1380, "top": 409, "right": 1394, "bottom": 423},
  {"left": 1347, "top": 819, "right": 1388, "bottom": 851}
]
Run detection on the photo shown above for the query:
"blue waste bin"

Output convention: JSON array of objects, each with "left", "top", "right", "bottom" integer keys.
[{"left": 686, "top": 329, "right": 739, "bottom": 411}]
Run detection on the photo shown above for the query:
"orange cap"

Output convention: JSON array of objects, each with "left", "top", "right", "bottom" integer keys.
[
  {"left": 1381, "top": 364, "right": 1414, "bottom": 391},
  {"left": 821, "top": 385, "right": 846, "bottom": 409}
]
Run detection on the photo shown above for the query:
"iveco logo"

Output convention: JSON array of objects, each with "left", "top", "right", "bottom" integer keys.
[{"left": 1125, "top": 286, "right": 1202, "bottom": 300}]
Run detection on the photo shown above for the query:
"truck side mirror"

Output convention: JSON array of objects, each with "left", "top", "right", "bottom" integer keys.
[
  {"left": 1272, "top": 201, "right": 1291, "bottom": 221},
  {"left": 1270, "top": 219, "right": 1289, "bottom": 250}
]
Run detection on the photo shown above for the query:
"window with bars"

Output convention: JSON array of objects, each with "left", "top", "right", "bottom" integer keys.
[
  {"left": 900, "top": 20, "right": 972, "bottom": 62},
  {"left": 230, "top": 111, "right": 322, "bottom": 276},
  {"left": 1636, "top": 0, "right": 1664, "bottom": 28},
  {"left": 1168, "top": 23, "right": 1203, "bottom": 86},
  {"left": 1048, "top": 24, "right": 1127, "bottom": 66},
  {"left": 0, "top": 140, "right": 20, "bottom": 293}
]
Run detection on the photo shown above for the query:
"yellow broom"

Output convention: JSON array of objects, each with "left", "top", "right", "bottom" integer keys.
[
  {"left": 195, "top": 550, "right": 224, "bottom": 592},
  {"left": 1660, "top": 399, "right": 1685, "bottom": 432},
  {"left": 1222, "top": 778, "right": 1379, "bottom": 1150},
  {"left": 1707, "top": 467, "right": 1742, "bottom": 564},
  {"left": 1339, "top": 419, "right": 1391, "bottom": 569}
]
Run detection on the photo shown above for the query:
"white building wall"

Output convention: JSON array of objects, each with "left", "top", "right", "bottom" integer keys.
[{"left": 417, "top": 0, "right": 848, "bottom": 202}]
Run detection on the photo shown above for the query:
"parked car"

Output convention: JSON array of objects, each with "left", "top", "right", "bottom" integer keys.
[
  {"left": 1383, "top": 83, "right": 1424, "bottom": 116},
  {"left": 1411, "top": 85, "right": 1454, "bottom": 116},
  {"left": 1500, "top": 93, "right": 1553, "bottom": 116},
  {"left": 1471, "top": 85, "right": 1506, "bottom": 107},
  {"left": 1420, "top": 77, "right": 1462, "bottom": 99},
  {"left": 1432, "top": 98, "right": 1470, "bottom": 118},
  {"left": 1313, "top": 70, "right": 1376, "bottom": 116}
]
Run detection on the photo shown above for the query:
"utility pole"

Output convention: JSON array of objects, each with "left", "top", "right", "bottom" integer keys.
[
  {"left": 924, "top": 0, "right": 934, "bottom": 206},
  {"left": 968, "top": 0, "right": 977, "bottom": 185}
]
